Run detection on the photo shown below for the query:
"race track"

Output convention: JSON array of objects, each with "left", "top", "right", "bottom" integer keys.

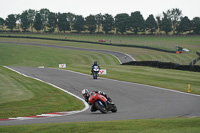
[
  {"left": 1, "top": 67, "right": 200, "bottom": 126},
  {"left": 1, "top": 41, "right": 200, "bottom": 126}
]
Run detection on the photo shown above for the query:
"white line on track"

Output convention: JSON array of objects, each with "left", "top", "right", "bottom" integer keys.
[{"left": 56, "top": 67, "right": 200, "bottom": 98}]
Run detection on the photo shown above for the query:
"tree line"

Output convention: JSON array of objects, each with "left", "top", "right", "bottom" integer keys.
[{"left": 0, "top": 8, "right": 200, "bottom": 35}]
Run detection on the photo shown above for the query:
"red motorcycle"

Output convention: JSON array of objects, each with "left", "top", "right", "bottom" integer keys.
[{"left": 88, "top": 92, "right": 117, "bottom": 114}]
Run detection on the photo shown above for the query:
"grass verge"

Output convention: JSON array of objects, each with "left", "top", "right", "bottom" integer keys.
[
  {"left": 0, "top": 66, "right": 83, "bottom": 119},
  {"left": 0, "top": 117, "right": 200, "bottom": 133}
]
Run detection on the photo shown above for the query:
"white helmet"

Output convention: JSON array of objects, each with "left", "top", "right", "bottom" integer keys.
[{"left": 82, "top": 89, "right": 89, "bottom": 97}]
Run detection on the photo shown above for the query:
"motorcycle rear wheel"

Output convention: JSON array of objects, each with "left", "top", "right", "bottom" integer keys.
[
  {"left": 93, "top": 72, "right": 97, "bottom": 79},
  {"left": 111, "top": 105, "right": 117, "bottom": 113}
]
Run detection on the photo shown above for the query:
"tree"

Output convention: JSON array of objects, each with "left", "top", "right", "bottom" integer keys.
[
  {"left": 102, "top": 14, "right": 114, "bottom": 34},
  {"left": 5, "top": 14, "right": 16, "bottom": 31},
  {"left": 40, "top": 8, "right": 50, "bottom": 32},
  {"left": 26, "top": 9, "right": 36, "bottom": 32},
  {"left": 161, "top": 13, "right": 172, "bottom": 34},
  {"left": 166, "top": 8, "right": 182, "bottom": 34},
  {"left": 57, "top": 13, "right": 70, "bottom": 33},
  {"left": 146, "top": 14, "right": 157, "bottom": 34},
  {"left": 85, "top": 15, "right": 97, "bottom": 33},
  {"left": 20, "top": 11, "right": 30, "bottom": 31},
  {"left": 156, "top": 16, "right": 162, "bottom": 34},
  {"left": 114, "top": 13, "right": 129, "bottom": 34},
  {"left": 33, "top": 13, "right": 42, "bottom": 32},
  {"left": 72, "top": 15, "right": 85, "bottom": 32},
  {"left": 48, "top": 12, "right": 57, "bottom": 32},
  {"left": 66, "top": 12, "right": 75, "bottom": 31},
  {"left": 0, "top": 17, "right": 5, "bottom": 29},
  {"left": 130, "top": 11, "right": 145, "bottom": 34},
  {"left": 95, "top": 13, "right": 103, "bottom": 33},
  {"left": 192, "top": 17, "right": 200, "bottom": 34},
  {"left": 15, "top": 14, "right": 21, "bottom": 31},
  {"left": 177, "top": 16, "right": 191, "bottom": 34}
]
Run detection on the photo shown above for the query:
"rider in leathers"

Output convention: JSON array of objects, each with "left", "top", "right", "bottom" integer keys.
[
  {"left": 91, "top": 60, "right": 100, "bottom": 75},
  {"left": 82, "top": 89, "right": 112, "bottom": 112}
]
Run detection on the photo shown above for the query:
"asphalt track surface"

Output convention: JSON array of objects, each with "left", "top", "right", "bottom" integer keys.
[
  {"left": 0, "top": 41, "right": 135, "bottom": 64},
  {"left": 1, "top": 67, "right": 200, "bottom": 126}
]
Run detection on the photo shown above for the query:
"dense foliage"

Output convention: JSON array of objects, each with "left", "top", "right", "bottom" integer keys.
[{"left": 0, "top": 8, "right": 200, "bottom": 34}]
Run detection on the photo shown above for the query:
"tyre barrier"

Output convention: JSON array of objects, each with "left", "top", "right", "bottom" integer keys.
[{"left": 122, "top": 61, "right": 200, "bottom": 72}]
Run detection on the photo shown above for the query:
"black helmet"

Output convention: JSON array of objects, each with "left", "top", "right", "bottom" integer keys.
[{"left": 94, "top": 60, "right": 97, "bottom": 65}]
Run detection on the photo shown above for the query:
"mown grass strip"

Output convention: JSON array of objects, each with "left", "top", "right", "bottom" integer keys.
[
  {"left": 0, "top": 117, "right": 200, "bottom": 133},
  {"left": 0, "top": 42, "right": 119, "bottom": 67},
  {"left": 1, "top": 36, "right": 199, "bottom": 65}
]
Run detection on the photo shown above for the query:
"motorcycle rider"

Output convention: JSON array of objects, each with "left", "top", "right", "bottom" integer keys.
[
  {"left": 82, "top": 89, "right": 112, "bottom": 112},
  {"left": 91, "top": 60, "right": 100, "bottom": 75}
]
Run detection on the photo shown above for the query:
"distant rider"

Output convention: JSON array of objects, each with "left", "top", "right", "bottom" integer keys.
[
  {"left": 91, "top": 60, "right": 100, "bottom": 75},
  {"left": 82, "top": 89, "right": 112, "bottom": 112}
]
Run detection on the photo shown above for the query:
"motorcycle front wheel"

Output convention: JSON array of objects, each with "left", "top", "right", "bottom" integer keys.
[{"left": 95, "top": 101, "right": 107, "bottom": 114}]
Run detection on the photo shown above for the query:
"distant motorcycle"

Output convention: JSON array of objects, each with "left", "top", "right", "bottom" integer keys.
[
  {"left": 92, "top": 66, "right": 100, "bottom": 79},
  {"left": 88, "top": 92, "right": 117, "bottom": 114}
]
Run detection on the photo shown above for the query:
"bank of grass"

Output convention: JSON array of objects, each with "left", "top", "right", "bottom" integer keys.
[
  {"left": 0, "top": 42, "right": 119, "bottom": 67},
  {"left": 1, "top": 33, "right": 200, "bottom": 47},
  {"left": 0, "top": 66, "right": 84, "bottom": 119},
  {"left": 1, "top": 34, "right": 200, "bottom": 65},
  {"left": 1, "top": 117, "right": 200, "bottom": 133}
]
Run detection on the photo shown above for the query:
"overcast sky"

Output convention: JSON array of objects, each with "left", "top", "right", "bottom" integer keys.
[{"left": 1, "top": 0, "right": 199, "bottom": 20}]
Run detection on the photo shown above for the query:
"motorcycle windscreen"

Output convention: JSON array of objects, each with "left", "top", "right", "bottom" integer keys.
[{"left": 93, "top": 66, "right": 99, "bottom": 71}]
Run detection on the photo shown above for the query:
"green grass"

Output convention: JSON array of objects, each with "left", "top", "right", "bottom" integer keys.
[
  {"left": 0, "top": 42, "right": 119, "bottom": 67},
  {"left": 0, "top": 66, "right": 84, "bottom": 119},
  {"left": 1, "top": 34, "right": 200, "bottom": 65},
  {"left": 2, "top": 33, "right": 200, "bottom": 49},
  {"left": 0, "top": 36, "right": 200, "bottom": 132},
  {"left": 0, "top": 67, "right": 33, "bottom": 104},
  {"left": 70, "top": 65, "right": 200, "bottom": 95},
  {"left": 196, "top": 61, "right": 200, "bottom": 65},
  {"left": 1, "top": 117, "right": 200, "bottom": 133},
  {"left": 2, "top": 33, "right": 200, "bottom": 46}
]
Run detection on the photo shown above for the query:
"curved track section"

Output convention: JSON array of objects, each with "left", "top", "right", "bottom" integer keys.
[
  {"left": 1, "top": 67, "right": 200, "bottom": 126},
  {"left": 0, "top": 42, "right": 135, "bottom": 64}
]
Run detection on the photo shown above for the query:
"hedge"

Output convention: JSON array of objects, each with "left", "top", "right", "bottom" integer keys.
[{"left": 122, "top": 61, "right": 200, "bottom": 72}]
